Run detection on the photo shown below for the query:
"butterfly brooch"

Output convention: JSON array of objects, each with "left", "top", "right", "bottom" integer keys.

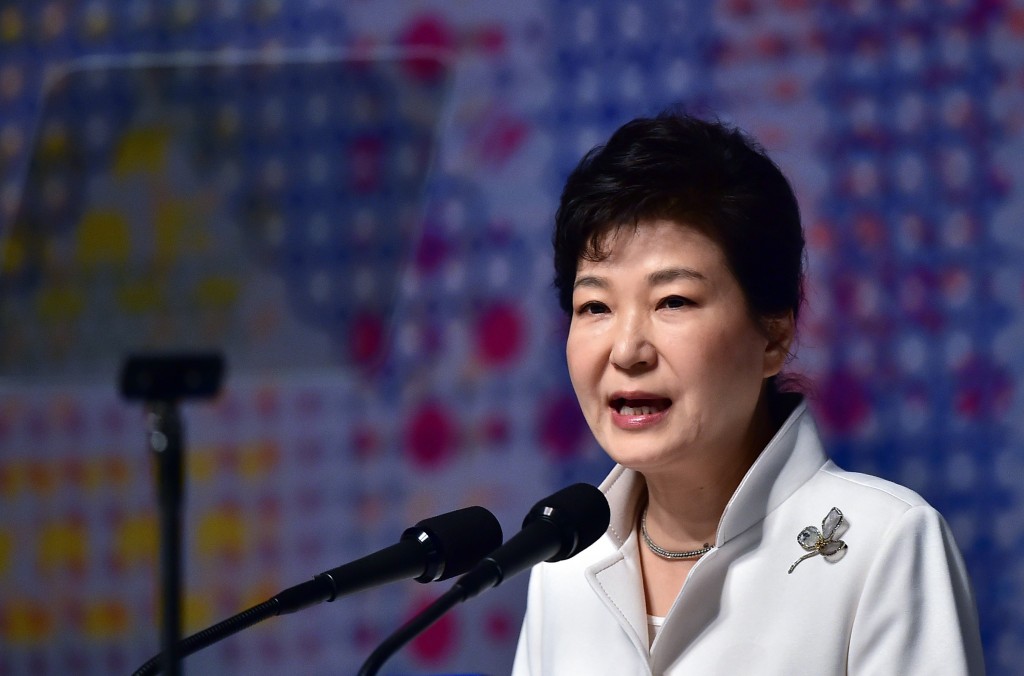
[{"left": 788, "top": 507, "right": 848, "bottom": 574}]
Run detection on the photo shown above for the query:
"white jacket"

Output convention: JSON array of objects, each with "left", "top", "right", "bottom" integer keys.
[{"left": 512, "top": 401, "right": 984, "bottom": 674}]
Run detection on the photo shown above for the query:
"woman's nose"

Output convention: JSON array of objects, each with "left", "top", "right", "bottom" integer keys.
[{"left": 609, "top": 314, "right": 656, "bottom": 371}]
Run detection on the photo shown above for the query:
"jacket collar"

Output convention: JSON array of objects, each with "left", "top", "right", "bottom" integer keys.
[
  {"left": 598, "top": 397, "right": 827, "bottom": 549},
  {"left": 583, "top": 399, "right": 827, "bottom": 665}
]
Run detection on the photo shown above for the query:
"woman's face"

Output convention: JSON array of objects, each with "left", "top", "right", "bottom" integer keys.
[{"left": 566, "top": 220, "right": 788, "bottom": 475}]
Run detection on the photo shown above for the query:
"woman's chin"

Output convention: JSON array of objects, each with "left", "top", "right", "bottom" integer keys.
[{"left": 601, "top": 438, "right": 692, "bottom": 474}]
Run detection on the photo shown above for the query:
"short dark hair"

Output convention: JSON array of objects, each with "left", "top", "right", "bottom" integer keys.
[{"left": 553, "top": 110, "right": 805, "bottom": 329}]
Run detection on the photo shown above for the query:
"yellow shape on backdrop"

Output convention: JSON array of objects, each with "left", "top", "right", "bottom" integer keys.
[
  {"left": 82, "top": 599, "right": 130, "bottom": 639},
  {"left": 1, "top": 601, "right": 53, "bottom": 643},
  {"left": 240, "top": 581, "right": 281, "bottom": 612},
  {"left": 37, "top": 285, "right": 85, "bottom": 322},
  {"left": 197, "top": 509, "right": 247, "bottom": 560},
  {"left": 37, "top": 521, "right": 87, "bottom": 571},
  {"left": 0, "top": 231, "right": 26, "bottom": 273},
  {"left": 38, "top": 124, "right": 69, "bottom": 163},
  {"left": 239, "top": 441, "right": 279, "bottom": 480},
  {"left": 0, "top": 8, "right": 25, "bottom": 43},
  {"left": 188, "top": 445, "right": 218, "bottom": 483},
  {"left": 183, "top": 591, "right": 214, "bottom": 631},
  {"left": 115, "top": 514, "right": 157, "bottom": 567},
  {"left": 113, "top": 127, "right": 169, "bottom": 175},
  {"left": 83, "top": 458, "right": 107, "bottom": 490},
  {"left": 154, "top": 199, "right": 211, "bottom": 264},
  {"left": 76, "top": 209, "right": 131, "bottom": 267},
  {"left": 195, "top": 276, "right": 240, "bottom": 308},
  {"left": 0, "top": 528, "right": 11, "bottom": 576},
  {"left": 117, "top": 279, "right": 164, "bottom": 313},
  {"left": 81, "top": 455, "right": 130, "bottom": 491},
  {"left": 149, "top": 591, "right": 214, "bottom": 633},
  {"left": 25, "top": 459, "right": 58, "bottom": 494},
  {"left": 82, "top": 4, "right": 110, "bottom": 39},
  {"left": 103, "top": 455, "right": 132, "bottom": 488},
  {"left": 0, "top": 461, "right": 23, "bottom": 496}
]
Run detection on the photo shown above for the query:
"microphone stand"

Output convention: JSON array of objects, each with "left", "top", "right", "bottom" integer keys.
[
  {"left": 357, "top": 584, "right": 466, "bottom": 676},
  {"left": 358, "top": 536, "right": 557, "bottom": 676},
  {"left": 358, "top": 530, "right": 561, "bottom": 676},
  {"left": 147, "top": 401, "right": 185, "bottom": 676},
  {"left": 131, "top": 504, "right": 503, "bottom": 675},
  {"left": 120, "top": 353, "right": 224, "bottom": 676},
  {"left": 357, "top": 483, "right": 609, "bottom": 676},
  {"left": 131, "top": 538, "right": 438, "bottom": 676}
]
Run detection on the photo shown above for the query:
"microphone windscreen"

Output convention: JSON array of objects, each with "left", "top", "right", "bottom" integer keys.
[
  {"left": 404, "top": 505, "right": 503, "bottom": 582},
  {"left": 524, "top": 483, "right": 610, "bottom": 562}
]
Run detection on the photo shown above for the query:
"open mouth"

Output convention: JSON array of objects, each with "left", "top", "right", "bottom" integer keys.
[{"left": 611, "top": 397, "right": 672, "bottom": 416}]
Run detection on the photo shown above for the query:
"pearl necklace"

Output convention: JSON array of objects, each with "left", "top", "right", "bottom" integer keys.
[{"left": 640, "top": 507, "right": 713, "bottom": 560}]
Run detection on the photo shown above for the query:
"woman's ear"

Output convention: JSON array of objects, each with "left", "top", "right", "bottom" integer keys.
[{"left": 762, "top": 311, "right": 795, "bottom": 378}]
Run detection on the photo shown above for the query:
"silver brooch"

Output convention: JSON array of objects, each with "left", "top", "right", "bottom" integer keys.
[{"left": 788, "top": 507, "right": 848, "bottom": 574}]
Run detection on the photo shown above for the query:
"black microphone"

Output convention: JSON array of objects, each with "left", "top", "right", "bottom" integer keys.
[
  {"left": 132, "top": 505, "right": 502, "bottom": 676},
  {"left": 358, "top": 483, "right": 610, "bottom": 676}
]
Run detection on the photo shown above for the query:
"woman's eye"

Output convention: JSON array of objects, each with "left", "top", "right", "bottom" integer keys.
[
  {"left": 659, "top": 295, "right": 692, "bottom": 309},
  {"left": 576, "top": 301, "right": 609, "bottom": 315}
]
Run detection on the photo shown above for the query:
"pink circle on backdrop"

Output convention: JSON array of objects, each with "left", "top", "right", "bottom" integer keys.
[
  {"left": 476, "top": 302, "right": 525, "bottom": 366},
  {"left": 414, "top": 230, "right": 450, "bottom": 273},
  {"left": 816, "top": 368, "right": 871, "bottom": 434},
  {"left": 955, "top": 356, "right": 1012, "bottom": 419},
  {"left": 350, "top": 311, "right": 386, "bottom": 365},
  {"left": 538, "top": 392, "right": 589, "bottom": 460},
  {"left": 405, "top": 402, "right": 459, "bottom": 469},
  {"left": 409, "top": 598, "right": 459, "bottom": 663},
  {"left": 398, "top": 14, "right": 455, "bottom": 82},
  {"left": 484, "top": 608, "right": 515, "bottom": 643}
]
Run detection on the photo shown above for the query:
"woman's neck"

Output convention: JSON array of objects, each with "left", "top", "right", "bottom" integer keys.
[{"left": 640, "top": 398, "right": 778, "bottom": 548}]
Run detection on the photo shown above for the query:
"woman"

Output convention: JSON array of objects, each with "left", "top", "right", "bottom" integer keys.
[{"left": 512, "top": 112, "right": 984, "bottom": 673}]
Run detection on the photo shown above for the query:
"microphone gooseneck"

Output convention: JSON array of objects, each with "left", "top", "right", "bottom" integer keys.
[
  {"left": 455, "top": 481, "right": 610, "bottom": 599},
  {"left": 132, "top": 505, "right": 502, "bottom": 676},
  {"left": 357, "top": 483, "right": 610, "bottom": 676}
]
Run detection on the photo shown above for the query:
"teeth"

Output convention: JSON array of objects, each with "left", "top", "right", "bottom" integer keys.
[{"left": 621, "top": 405, "right": 656, "bottom": 415}]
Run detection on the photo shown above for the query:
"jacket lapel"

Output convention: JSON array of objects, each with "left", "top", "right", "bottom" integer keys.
[
  {"left": 586, "top": 531, "right": 651, "bottom": 661},
  {"left": 575, "top": 466, "right": 653, "bottom": 663}
]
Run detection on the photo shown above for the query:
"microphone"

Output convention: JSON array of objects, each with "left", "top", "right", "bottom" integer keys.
[
  {"left": 132, "top": 505, "right": 502, "bottom": 676},
  {"left": 358, "top": 483, "right": 610, "bottom": 676}
]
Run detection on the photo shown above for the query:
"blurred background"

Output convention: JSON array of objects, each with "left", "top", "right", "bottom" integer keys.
[{"left": 0, "top": 1, "right": 1022, "bottom": 674}]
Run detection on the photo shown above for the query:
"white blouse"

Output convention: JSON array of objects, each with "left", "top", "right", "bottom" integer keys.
[{"left": 646, "top": 615, "right": 664, "bottom": 649}]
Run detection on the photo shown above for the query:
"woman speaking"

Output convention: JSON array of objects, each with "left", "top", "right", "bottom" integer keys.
[{"left": 512, "top": 111, "right": 984, "bottom": 674}]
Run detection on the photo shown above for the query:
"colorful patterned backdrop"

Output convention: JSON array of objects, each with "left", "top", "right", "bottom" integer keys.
[{"left": 1, "top": 1, "right": 1022, "bottom": 674}]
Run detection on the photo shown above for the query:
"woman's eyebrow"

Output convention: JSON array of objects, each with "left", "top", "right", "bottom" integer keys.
[
  {"left": 647, "top": 267, "right": 707, "bottom": 285},
  {"left": 573, "top": 268, "right": 707, "bottom": 290},
  {"left": 572, "top": 275, "right": 607, "bottom": 290}
]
